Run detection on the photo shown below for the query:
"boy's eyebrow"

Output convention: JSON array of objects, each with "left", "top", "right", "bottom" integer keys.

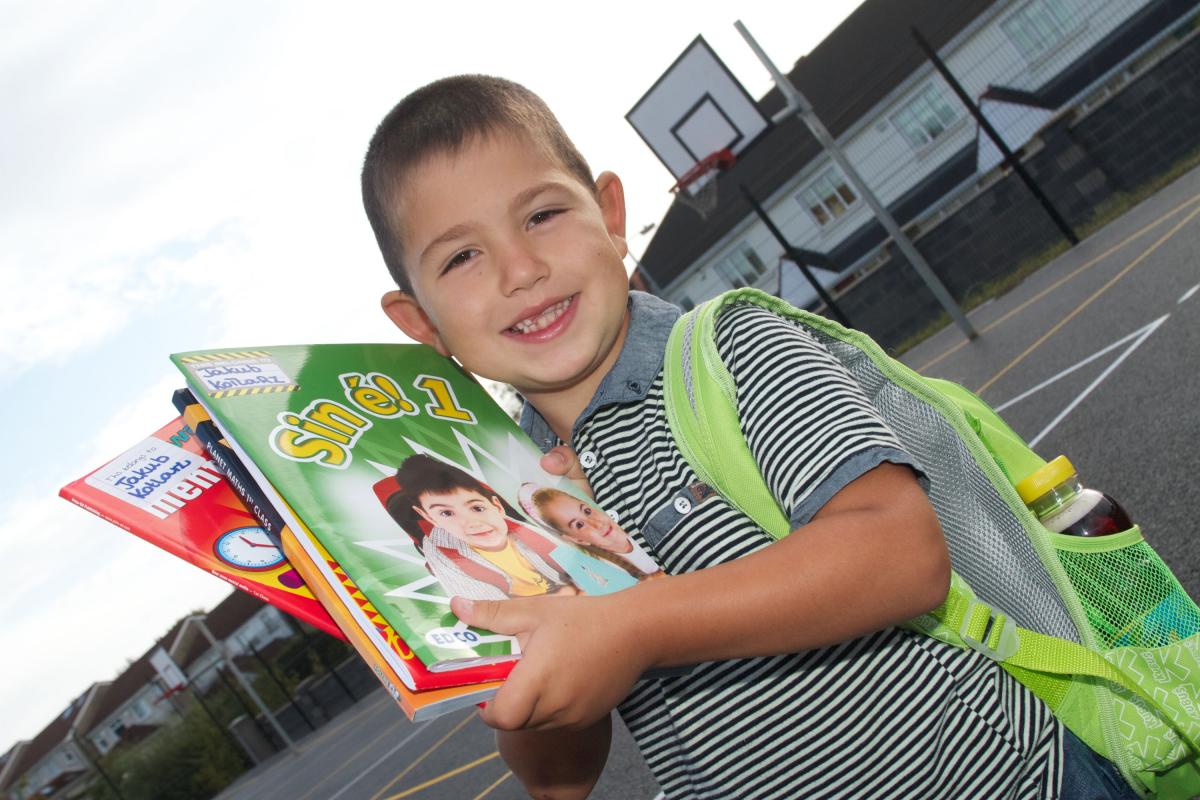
[
  {"left": 420, "top": 223, "right": 475, "bottom": 265},
  {"left": 510, "top": 181, "right": 569, "bottom": 213}
]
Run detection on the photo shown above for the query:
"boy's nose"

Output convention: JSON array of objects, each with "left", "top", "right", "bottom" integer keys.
[{"left": 496, "top": 244, "right": 548, "bottom": 295}]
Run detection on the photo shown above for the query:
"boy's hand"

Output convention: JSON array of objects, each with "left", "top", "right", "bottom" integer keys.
[
  {"left": 452, "top": 593, "right": 645, "bottom": 731},
  {"left": 541, "top": 446, "right": 593, "bottom": 498}
]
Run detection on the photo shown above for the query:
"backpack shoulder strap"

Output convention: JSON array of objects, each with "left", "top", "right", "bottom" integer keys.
[{"left": 662, "top": 288, "right": 794, "bottom": 540}]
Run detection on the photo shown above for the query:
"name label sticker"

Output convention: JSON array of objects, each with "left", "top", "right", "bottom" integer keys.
[
  {"left": 181, "top": 351, "right": 297, "bottom": 398},
  {"left": 86, "top": 437, "right": 209, "bottom": 513}
]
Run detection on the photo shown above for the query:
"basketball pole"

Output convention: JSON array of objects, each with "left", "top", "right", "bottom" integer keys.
[{"left": 733, "top": 21, "right": 977, "bottom": 341}]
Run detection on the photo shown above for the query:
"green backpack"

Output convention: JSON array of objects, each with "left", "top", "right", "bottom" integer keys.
[{"left": 661, "top": 288, "right": 1200, "bottom": 798}]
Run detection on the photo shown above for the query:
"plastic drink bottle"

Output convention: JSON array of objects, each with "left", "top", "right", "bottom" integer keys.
[
  {"left": 1017, "top": 455, "right": 1198, "bottom": 646},
  {"left": 1015, "top": 455, "right": 1131, "bottom": 536}
]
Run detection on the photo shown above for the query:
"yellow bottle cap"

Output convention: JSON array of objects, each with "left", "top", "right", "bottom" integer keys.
[{"left": 1015, "top": 455, "right": 1077, "bottom": 504}]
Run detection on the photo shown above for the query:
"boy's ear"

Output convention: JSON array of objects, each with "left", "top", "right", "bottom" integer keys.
[
  {"left": 412, "top": 504, "right": 433, "bottom": 525},
  {"left": 381, "top": 290, "right": 450, "bottom": 356},
  {"left": 595, "top": 171, "right": 628, "bottom": 259}
]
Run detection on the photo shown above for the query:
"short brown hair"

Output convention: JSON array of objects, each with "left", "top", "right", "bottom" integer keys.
[{"left": 361, "top": 75, "right": 595, "bottom": 292}]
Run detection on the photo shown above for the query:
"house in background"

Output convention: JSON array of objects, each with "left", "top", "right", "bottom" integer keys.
[
  {"left": 1, "top": 684, "right": 107, "bottom": 800},
  {"left": 82, "top": 617, "right": 190, "bottom": 757},
  {"left": 2, "top": 589, "right": 300, "bottom": 797},
  {"left": 638, "top": 0, "right": 1199, "bottom": 315},
  {"left": 171, "top": 590, "right": 294, "bottom": 694}
]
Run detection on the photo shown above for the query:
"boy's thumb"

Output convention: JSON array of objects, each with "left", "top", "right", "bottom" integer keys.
[
  {"left": 450, "top": 596, "right": 511, "bottom": 633},
  {"left": 540, "top": 446, "right": 593, "bottom": 497}
]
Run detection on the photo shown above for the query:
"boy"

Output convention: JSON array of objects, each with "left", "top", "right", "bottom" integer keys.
[
  {"left": 385, "top": 454, "right": 578, "bottom": 600},
  {"left": 361, "top": 76, "right": 1134, "bottom": 799}
]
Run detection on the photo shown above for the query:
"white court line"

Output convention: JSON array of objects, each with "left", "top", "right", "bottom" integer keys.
[
  {"left": 1027, "top": 315, "right": 1168, "bottom": 448},
  {"left": 324, "top": 720, "right": 433, "bottom": 800},
  {"left": 1179, "top": 284, "right": 1199, "bottom": 304},
  {"left": 992, "top": 318, "right": 1164, "bottom": 413}
]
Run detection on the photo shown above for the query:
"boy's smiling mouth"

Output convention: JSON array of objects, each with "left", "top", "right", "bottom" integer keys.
[{"left": 505, "top": 294, "right": 577, "bottom": 339}]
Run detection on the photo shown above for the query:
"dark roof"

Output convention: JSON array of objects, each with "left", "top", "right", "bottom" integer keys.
[
  {"left": 6, "top": 688, "right": 92, "bottom": 785},
  {"left": 204, "top": 589, "right": 268, "bottom": 640},
  {"left": 640, "top": 0, "right": 995, "bottom": 288},
  {"left": 84, "top": 615, "right": 190, "bottom": 732},
  {"left": 176, "top": 590, "right": 269, "bottom": 668},
  {"left": 0, "top": 742, "right": 31, "bottom": 792}
]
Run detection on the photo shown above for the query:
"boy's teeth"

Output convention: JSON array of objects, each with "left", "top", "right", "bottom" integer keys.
[{"left": 511, "top": 297, "right": 571, "bottom": 334}]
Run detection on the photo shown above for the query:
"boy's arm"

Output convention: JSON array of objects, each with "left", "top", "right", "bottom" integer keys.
[
  {"left": 496, "top": 716, "right": 612, "bottom": 799},
  {"left": 453, "top": 460, "right": 950, "bottom": 731}
]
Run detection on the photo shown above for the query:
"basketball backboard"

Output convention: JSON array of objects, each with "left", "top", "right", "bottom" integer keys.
[{"left": 627, "top": 35, "right": 770, "bottom": 191}]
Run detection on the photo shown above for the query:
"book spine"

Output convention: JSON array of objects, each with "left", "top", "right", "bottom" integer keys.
[{"left": 172, "top": 388, "right": 285, "bottom": 548}]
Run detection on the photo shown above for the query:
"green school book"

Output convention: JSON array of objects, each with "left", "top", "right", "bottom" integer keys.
[{"left": 169, "top": 343, "right": 650, "bottom": 675}]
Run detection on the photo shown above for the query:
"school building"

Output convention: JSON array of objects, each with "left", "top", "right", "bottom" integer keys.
[{"left": 635, "top": 0, "right": 1200, "bottom": 348}]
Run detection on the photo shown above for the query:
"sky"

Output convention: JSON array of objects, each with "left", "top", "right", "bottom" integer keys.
[{"left": 0, "top": 0, "right": 863, "bottom": 746}]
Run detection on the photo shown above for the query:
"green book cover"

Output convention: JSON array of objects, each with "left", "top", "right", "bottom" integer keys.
[{"left": 170, "top": 343, "right": 659, "bottom": 671}]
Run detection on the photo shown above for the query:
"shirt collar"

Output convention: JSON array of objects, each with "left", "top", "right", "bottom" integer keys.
[{"left": 519, "top": 290, "right": 681, "bottom": 450}]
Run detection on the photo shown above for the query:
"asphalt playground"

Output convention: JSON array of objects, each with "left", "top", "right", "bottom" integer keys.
[{"left": 213, "top": 164, "right": 1200, "bottom": 800}]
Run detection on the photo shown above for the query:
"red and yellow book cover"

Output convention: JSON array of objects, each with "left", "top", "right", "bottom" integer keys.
[
  {"left": 59, "top": 417, "right": 343, "bottom": 637},
  {"left": 281, "top": 528, "right": 502, "bottom": 719}
]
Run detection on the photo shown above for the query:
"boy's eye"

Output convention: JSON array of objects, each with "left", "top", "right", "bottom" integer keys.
[
  {"left": 442, "top": 249, "right": 478, "bottom": 273},
  {"left": 528, "top": 209, "right": 564, "bottom": 228}
]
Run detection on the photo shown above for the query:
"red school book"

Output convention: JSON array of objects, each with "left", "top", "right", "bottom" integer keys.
[
  {"left": 60, "top": 417, "right": 344, "bottom": 637},
  {"left": 60, "top": 416, "right": 510, "bottom": 695}
]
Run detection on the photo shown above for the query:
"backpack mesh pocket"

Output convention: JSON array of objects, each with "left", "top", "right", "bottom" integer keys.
[{"left": 1054, "top": 531, "right": 1200, "bottom": 649}]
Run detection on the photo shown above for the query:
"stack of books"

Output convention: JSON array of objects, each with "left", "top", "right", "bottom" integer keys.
[{"left": 61, "top": 343, "right": 660, "bottom": 721}]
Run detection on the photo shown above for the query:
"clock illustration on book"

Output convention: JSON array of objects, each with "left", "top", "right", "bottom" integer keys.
[{"left": 213, "top": 527, "right": 286, "bottom": 571}]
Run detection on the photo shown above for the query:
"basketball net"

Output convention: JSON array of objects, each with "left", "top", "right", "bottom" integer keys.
[{"left": 670, "top": 148, "right": 735, "bottom": 221}]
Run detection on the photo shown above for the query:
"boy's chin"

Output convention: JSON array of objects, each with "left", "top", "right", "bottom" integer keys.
[{"left": 466, "top": 535, "right": 508, "bottom": 551}]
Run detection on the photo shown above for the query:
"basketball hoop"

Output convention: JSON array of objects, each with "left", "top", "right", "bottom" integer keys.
[{"left": 670, "top": 148, "right": 736, "bottom": 220}]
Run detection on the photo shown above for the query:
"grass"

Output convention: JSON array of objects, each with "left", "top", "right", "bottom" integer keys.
[{"left": 891, "top": 143, "right": 1200, "bottom": 357}]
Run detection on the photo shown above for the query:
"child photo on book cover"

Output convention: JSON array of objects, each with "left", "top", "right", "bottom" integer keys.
[
  {"left": 518, "top": 483, "right": 661, "bottom": 582},
  {"left": 375, "top": 453, "right": 595, "bottom": 601}
]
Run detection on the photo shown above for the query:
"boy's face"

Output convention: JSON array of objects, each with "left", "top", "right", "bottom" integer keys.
[
  {"left": 541, "top": 494, "right": 630, "bottom": 553},
  {"left": 382, "top": 131, "right": 631, "bottom": 403},
  {"left": 414, "top": 488, "right": 510, "bottom": 551}
]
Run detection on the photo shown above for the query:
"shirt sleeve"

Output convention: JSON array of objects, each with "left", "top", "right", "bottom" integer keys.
[{"left": 713, "top": 303, "right": 925, "bottom": 528}]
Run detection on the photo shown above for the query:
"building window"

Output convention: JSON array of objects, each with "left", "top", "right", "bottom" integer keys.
[
  {"left": 1002, "top": 0, "right": 1075, "bottom": 60},
  {"left": 717, "top": 243, "right": 768, "bottom": 289},
  {"left": 798, "top": 168, "right": 858, "bottom": 226},
  {"left": 891, "top": 84, "right": 959, "bottom": 150}
]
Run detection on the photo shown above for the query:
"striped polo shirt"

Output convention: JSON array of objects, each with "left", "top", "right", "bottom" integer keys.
[{"left": 520, "top": 292, "right": 1063, "bottom": 800}]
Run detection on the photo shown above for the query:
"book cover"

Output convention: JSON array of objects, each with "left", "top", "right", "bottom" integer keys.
[
  {"left": 170, "top": 343, "right": 659, "bottom": 674},
  {"left": 280, "top": 526, "right": 502, "bottom": 720},
  {"left": 172, "top": 388, "right": 512, "bottom": 695},
  {"left": 59, "top": 417, "right": 343, "bottom": 639}
]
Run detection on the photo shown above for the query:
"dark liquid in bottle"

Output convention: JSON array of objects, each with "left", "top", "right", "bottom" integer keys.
[{"left": 1059, "top": 492, "right": 1133, "bottom": 537}]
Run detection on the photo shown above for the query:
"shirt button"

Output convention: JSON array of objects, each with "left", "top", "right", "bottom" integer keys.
[
  {"left": 579, "top": 451, "right": 598, "bottom": 469},
  {"left": 673, "top": 496, "right": 692, "bottom": 514}
]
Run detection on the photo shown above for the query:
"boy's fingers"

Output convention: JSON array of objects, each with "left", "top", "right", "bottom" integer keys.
[
  {"left": 540, "top": 446, "right": 593, "bottom": 496},
  {"left": 450, "top": 596, "right": 527, "bottom": 635},
  {"left": 478, "top": 666, "right": 540, "bottom": 730}
]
